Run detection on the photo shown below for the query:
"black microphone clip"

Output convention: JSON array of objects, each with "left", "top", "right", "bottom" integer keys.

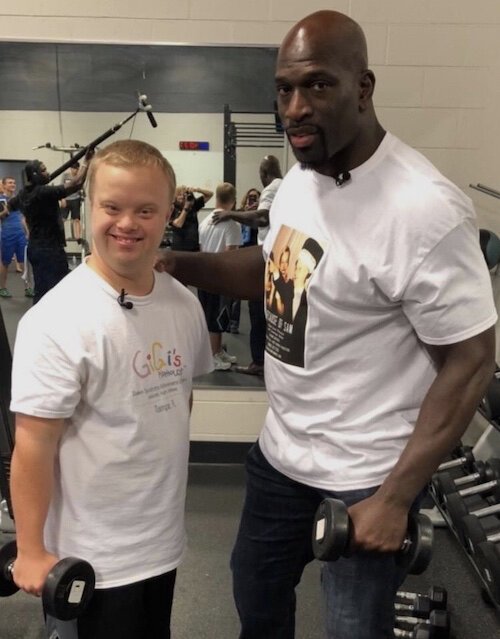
[
  {"left": 138, "top": 93, "right": 158, "bottom": 129},
  {"left": 335, "top": 171, "right": 351, "bottom": 187},
  {"left": 117, "top": 289, "right": 134, "bottom": 310}
]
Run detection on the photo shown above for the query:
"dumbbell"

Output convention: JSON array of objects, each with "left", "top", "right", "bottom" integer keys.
[
  {"left": 0, "top": 540, "right": 95, "bottom": 620},
  {"left": 432, "top": 458, "right": 500, "bottom": 503},
  {"left": 394, "top": 623, "right": 444, "bottom": 638},
  {"left": 461, "top": 515, "right": 500, "bottom": 555},
  {"left": 442, "top": 478, "right": 500, "bottom": 527},
  {"left": 436, "top": 446, "right": 474, "bottom": 473},
  {"left": 394, "top": 594, "right": 440, "bottom": 618},
  {"left": 476, "top": 541, "right": 500, "bottom": 605},
  {"left": 395, "top": 609, "right": 450, "bottom": 639},
  {"left": 396, "top": 586, "right": 447, "bottom": 611},
  {"left": 312, "top": 499, "right": 434, "bottom": 574}
]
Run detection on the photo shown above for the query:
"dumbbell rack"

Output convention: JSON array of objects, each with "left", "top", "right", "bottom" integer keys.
[{"left": 431, "top": 462, "right": 500, "bottom": 614}]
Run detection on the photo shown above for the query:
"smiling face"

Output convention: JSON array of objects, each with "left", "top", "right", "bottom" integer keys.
[{"left": 88, "top": 163, "right": 173, "bottom": 289}]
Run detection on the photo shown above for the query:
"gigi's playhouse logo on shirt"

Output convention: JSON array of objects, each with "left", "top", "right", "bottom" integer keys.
[{"left": 133, "top": 341, "right": 184, "bottom": 379}]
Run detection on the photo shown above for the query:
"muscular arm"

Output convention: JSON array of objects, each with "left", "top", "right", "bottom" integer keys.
[
  {"left": 10, "top": 414, "right": 64, "bottom": 594},
  {"left": 213, "top": 208, "right": 270, "bottom": 229},
  {"left": 158, "top": 244, "right": 264, "bottom": 300},
  {"left": 349, "top": 326, "right": 496, "bottom": 551}
]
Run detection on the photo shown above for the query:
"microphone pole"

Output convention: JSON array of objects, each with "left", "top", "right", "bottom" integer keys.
[{"left": 48, "top": 109, "right": 140, "bottom": 182}]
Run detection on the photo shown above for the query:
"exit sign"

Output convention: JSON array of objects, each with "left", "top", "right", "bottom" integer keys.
[{"left": 179, "top": 141, "right": 210, "bottom": 151}]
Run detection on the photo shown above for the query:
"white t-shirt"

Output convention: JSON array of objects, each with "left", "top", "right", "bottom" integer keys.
[
  {"left": 199, "top": 209, "right": 241, "bottom": 253},
  {"left": 261, "top": 132, "right": 497, "bottom": 491},
  {"left": 257, "top": 178, "right": 282, "bottom": 245},
  {"left": 11, "top": 263, "right": 213, "bottom": 588}
]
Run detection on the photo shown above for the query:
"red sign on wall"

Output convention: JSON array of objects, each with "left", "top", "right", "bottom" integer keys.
[{"left": 179, "top": 141, "right": 210, "bottom": 151}]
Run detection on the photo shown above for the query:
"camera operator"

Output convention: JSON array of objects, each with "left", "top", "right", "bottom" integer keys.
[
  {"left": 169, "top": 185, "right": 213, "bottom": 252},
  {"left": 8, "top": 151, "right": 93, "bottom": 304}
]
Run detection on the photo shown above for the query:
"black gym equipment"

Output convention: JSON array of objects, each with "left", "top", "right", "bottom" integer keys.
[
  {"left": 0, "top": 540, "right": 95, "bottom": 620},
  {"left": 396, "top": 586, "right": 447, "bottom": 611},
  {"left": 443, "top": 478, "right": 500, "bottom": 528},
  {"left": 312, "top": 498, "right": 433, "bottom": 574},
  {"left": 436, "top": 446, "right": 475, "bottom": 474},
  {"left": 394, "top": 594, "right": 439, "bottom": 618},
  {"left": 394, "top": 623, "right": 444, "bottom": 638},
  {"left": 432, "top": 458, "right": 500, "bottom": 503},
  {"left": 223, "top": 103, "right": 284, "bottom": 185},
  {"left": 461, "top": 515, "right": 500, "bottom": 555},
  {"left": 476, "top": 540, "right": 500, "bottom": 605},
  {"left": 395, "top": 609, "right": 450, "bottom": 639}
]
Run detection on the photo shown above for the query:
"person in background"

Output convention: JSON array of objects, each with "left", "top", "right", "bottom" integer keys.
[
  {"left": 0, "top": 177, "right": 33, "bottom": 298},
  {"left": 60, "top": 162, "right": 84, "bottom": 244},
  {"left": 156, "top": 10, "right": 497, "bottom": 638},
  {"left": 9, "top": 139, "right": 213, "bottom": 639},
  {"left": 228, "top": 187, "right": 261, "bottom": 334},
  {"left": 8, "top": 154, "right": 92, "bottom": 304},
  {"left": 213, "top": 156, "right": 283, "bottom": 377},
  {"left": 169, "top": 185, "right": 213, "bottom": 252},
  {"left": 198, "top": 182, "right": 241, "bottom": 371}
]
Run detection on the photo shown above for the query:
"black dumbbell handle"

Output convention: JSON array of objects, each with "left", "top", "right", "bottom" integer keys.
[{"left": 458, "top": 478, "right": 499, "bottom": 497}]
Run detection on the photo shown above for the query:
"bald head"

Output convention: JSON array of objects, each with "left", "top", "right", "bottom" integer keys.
[
  {"left": 279, "top": 10, "right": 368, "bottom": 73},
  {"left": 259, "top": 155, "right": 282, "bottom": 187},
  {"left": 275, "top": 10, "right": 383, "bottom": 177}
]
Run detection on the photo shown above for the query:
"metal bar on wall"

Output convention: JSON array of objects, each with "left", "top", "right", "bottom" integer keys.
[{"left": 470, "top": 183, "right": 500, "bottom": 200}]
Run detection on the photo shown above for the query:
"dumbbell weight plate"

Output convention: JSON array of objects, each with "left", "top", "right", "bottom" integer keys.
[
  {"left": 0, "top": 540, "right": 19, "bottom": 597},
  {"left": 396, "top": 513, "right": 434, "bottom": 576},
  {"left": 42, "top": 557, "right": 95, "bottom": 621},
  {"left": 312, "top": 498, "right": 350, "bottom": 561}
]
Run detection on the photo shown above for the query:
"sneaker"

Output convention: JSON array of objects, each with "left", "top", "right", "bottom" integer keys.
[
  {"left": 218, "top": 348, "right": 237, "bottom": 364},
  {"left": 0, "top": 288, "right": 12, "bottom": 298},
  {"left": 213, "top": 353, "right": 232, "bottom": 371},
  {"left": 24, "top": 288, "right": 35, "bottom": 298},
  {"left": 234, "top": 362, "right": 264, "bottom": 377}
]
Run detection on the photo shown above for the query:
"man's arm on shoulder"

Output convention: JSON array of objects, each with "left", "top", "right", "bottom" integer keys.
[
  {"left": 349, "top": 326, "right": 496, "bottom": 551},
  {"left": 157, "top": 244, "right": 264, "bottom": 300},
  {"left": 10, "top": 414, "right": 65, "bottom": 594},
  {"left": 212, "top": 208, "right": 269, "bottom": 228}
]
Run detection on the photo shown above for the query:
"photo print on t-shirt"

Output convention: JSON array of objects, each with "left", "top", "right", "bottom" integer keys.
[{"left": 265, "top": 225, "right": 324, "bottom": 368}]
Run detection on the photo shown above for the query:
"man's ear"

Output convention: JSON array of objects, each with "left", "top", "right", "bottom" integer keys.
[{"left": 359, "top": 69, "right": 376, "bottom": 112}]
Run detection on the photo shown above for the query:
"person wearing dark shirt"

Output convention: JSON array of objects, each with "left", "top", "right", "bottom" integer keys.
[
  {"left": 9, "top": 154, "right": 92, "bottom": 304},
  {"left": 169, "top": 185, "right": 213, "bottom": 252}
]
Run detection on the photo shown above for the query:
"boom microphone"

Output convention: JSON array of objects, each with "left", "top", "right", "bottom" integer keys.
[{"left": 138, "top": 94, "right": 158, "bottom": 129}]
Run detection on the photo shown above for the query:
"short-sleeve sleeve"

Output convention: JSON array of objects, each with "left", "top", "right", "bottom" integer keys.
[{"left": 402, "top": 219, "right": 497, "bottom": 345}]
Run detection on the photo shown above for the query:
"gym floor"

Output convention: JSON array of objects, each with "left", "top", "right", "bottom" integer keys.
[{"left": 1, "top": 265, "right": 500, "bottom": 637}]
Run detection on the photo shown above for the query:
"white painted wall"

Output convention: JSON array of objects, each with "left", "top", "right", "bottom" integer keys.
[
  {"left": 2, "top": 0, "right": 500, "bottom": 441},
  {"left": 1, "top": 1, "right": 499, "bottom": 226}
]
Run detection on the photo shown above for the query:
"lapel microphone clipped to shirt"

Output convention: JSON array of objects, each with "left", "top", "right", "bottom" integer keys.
[{"left": 117, "top": 289, "right": 134, "bottom": 310}]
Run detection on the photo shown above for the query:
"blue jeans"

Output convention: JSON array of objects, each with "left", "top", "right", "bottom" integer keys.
[{"left": 231, "top": 442, "right": 418, "bottom": 639}]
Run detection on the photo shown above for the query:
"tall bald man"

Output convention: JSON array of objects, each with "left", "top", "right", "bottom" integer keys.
[{"left": 158, "top": 11, "right": 496, "bottom": 638}]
